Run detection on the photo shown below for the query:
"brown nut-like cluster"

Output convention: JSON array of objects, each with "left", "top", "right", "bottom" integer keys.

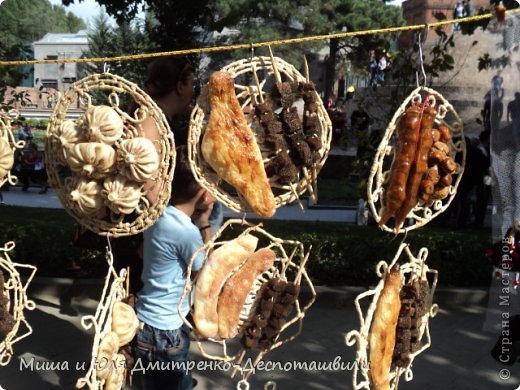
[
  {"left": 393, "top": 279, "right": 431, "bottom": 368},
  {"left": 254, "top": 81, "right": 322, "bottom": 184},
  {"left": 419, "top": 125, "right": 456, "bottom": 202},
  {"left": 242, "top": 278, "right": 300, "bottom": 351}
]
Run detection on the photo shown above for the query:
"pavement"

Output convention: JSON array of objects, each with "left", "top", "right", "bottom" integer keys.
[{"left": 0, "top": 186, "right": 517, "bottom": 389}]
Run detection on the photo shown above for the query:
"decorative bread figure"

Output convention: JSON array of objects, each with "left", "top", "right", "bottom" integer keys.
[
  {"left": 193, "top": 234, "right": 258, "bottom": 338},
  {"left": 369, "top": 265, "right": 402, "bottom": 390},
  {"left": 217, "top": 248, "right": 276, "bottom": 339},
  {"left": 201, "top": 71, "right": 276, "bottom": 218}
]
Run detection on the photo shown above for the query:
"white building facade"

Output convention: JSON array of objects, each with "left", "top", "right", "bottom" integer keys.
[{"left": 32, "top": 30, "right": 88, "bottom": 92}]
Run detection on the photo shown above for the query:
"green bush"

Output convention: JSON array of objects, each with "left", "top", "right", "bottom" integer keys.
[{"left": 0, "top": 206, "right": 493, "bottom": 286}]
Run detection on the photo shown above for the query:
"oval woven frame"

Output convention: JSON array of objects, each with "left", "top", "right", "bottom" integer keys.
[
  {"left": 178, "top": 219, "right": 316, "bottom": 384},
  {"left": 45, "top": 72, "right": 174, "bottom": 237},
  {"left": 76, "top": 249, "right": 130, "bottom": 390},
  {"left": 367, "top": 87, "right": 466, "bottom": 233},
  {"left": 345, "top": 243, "right": 439, "bottom": 390},
  {"left": 0, "top": 110, "right": 24, "bottom": 187},
  {"left": 0, "top": 241, "right": 37, "bottom": 366},
  {"left": 188, "top": 56, "right": 332, "bottom": 214}
]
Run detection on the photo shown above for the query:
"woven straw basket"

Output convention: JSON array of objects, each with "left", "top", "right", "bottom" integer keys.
[
  {"left": 179, "top": 219, "right": 315, "bottom": 383},
  {"left": 76, "top": 250, "right": 131, "bottom": 390},
  {"left": 0, "top": 110, "right": 24, "bottom": 188},
  {"left": 46, "top": 73, "right": 174, "bottom": 237},
  {"left": 345, "top": 243, "right": 439, "bottom": 390},
  {"left": 0, "top": 241, "right": 37, "bottom": 366},
  {"left": 367, "top": 87, "right": 466, "bottom": 233},
  {"left": 188, "top": 56, "right": 332, "bottom": 214}
]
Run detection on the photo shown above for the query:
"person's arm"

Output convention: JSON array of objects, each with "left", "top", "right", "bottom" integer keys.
[
  {"left": 192, "top": 200, "right": 215, "bottom": 244},
  {"left": 507, "top": 103, "right": 511, "bottom": 123}
]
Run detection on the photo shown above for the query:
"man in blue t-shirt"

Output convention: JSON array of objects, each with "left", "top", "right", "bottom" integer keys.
[{"left": 135, "top": 146, "right": 214, "bottom": 389}]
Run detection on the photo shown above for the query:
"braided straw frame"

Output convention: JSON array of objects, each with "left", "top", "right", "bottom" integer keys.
[
  {"left": 345, "top": 243, "right": 439, "bottom": 390},
  {"left": 46, "top": 72, "right": 175, "bottom": 237},
  {"left": 0, "top": 110, "right": 24, "bottom": 188},
  {"left": 178, "top": 219, "right": 316, "bottom": 385},
  {"left": 0, "top": 241, "right": 37, "bottom": 366},
  {"left": 367, "top": 87, "right": 466, "bottom": 233},
  {"left": 76, "top": 247, "right": 130, "bottom": 390},
  {"left": 188, "top": 56, "right": 332, "bottom": 214}
]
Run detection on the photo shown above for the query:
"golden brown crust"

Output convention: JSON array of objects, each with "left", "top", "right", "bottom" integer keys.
[
  {"left": 201, "top": 71, "right": 276, "bottom": 217},
  {"left": 369, "top": 266, "right": 402, "bottom": 390},
  {"left": 193, "top": 234, "right": 258, "bottom": 338},
  {"left": 217, "top": 248, "right": 276, "bottom": 339}
]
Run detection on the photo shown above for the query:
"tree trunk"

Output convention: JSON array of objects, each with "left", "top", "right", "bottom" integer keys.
[{"left": 324, "top": 38, "right": 338, "bottom": 102}]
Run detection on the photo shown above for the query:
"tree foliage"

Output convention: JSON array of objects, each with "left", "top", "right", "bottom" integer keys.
[
  {"left": 0, "top": 0, "right": 86, "bottom": 110},
  {"left": 215, "top": 0, "right": 404, "bottom": 99},
  {"left": 78, "top": 12, "right": 151, "bottom": 101}
]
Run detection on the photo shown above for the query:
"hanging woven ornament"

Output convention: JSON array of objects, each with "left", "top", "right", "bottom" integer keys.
[
  {"left": 46, "top": 72, "right": 173, "bottom": 237},
  {"left": 76, "top": 246, "right": 138, "bottom": 390},
  {"left": 189, "top": 48, "right": 332, "bottom": 217},
  {"left": 0, "top": 241, "right": 37, "bottom": 366},
  {"left": 345, "top": 244, "right": 438, "bottom": 390},
  {"left": 0, "top": 110, "right": 25, "bottom": 188},
  {"left": 367, "top": 87, "right": 466, "bottom": 234},
  {"left": 178, "top": 219, "right": 315, "bottom": 388}
]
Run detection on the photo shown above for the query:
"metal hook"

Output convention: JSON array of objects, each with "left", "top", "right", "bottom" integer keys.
[
  {"left": 416, "top": 27, "right": 428, "bottom": 88},
  {"left": 103, "top": 62, "right": 111, "bottom": 74}
]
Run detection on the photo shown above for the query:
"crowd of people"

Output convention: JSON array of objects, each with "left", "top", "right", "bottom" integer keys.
[{"left": 369, "top": 50, "right": 392, "bottom": 87}]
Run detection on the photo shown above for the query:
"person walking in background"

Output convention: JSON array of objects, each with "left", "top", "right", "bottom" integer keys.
[
  {"left": 376, "top": 52, "right": 387, "bottom": 85},
  {"left": 453, "top": 1, "right": 465, "bottom": 30},
  {"left": 19, "top": 142, "right": 39, "bottom": 192},
  {"left": 507, "top": 92, "right": 520, "bottom": 147},
  {"left": 369, "top": 50, "right": 378, "bottom": 86},
  {"left": 17, "top": 124, "right": 33, "bottom": 142}
]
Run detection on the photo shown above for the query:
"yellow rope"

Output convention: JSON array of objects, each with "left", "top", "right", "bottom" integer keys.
[{"left": 0, "top": 9, "right": 516, "bottom": 66}]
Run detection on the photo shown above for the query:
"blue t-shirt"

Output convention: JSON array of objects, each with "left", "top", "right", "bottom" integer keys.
[{"left": 137, "top": 205, "right": 205, "bottom": 330}]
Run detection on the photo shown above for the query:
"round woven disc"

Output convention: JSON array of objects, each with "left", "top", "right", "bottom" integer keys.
[
  {"left": 367, "top": 87, "right": 466, "bottom": 233},
  {"left": 188, "top": 56, "right": 332, "bottom": 214},
  {"left": 45, "top": 73, "right": 174, "bottom": 237}
]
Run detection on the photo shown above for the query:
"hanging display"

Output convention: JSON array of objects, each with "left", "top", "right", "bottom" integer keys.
[
  {"left": 367, "top": 87, "right": 466, "bottom": 234},
  {"left": 46, "top": 72, "right": 174, "bottom": 236},
  {"left": 0, "top": 241, "right": 37, "bottom": 366},
  {"left": 76, "top": 249, "right": 138, "bottom": 390},
  {"left": 178, "top": 219, "right": 315, "bottom": 386},
  {"left": 189, "top": 51, "right": 332, "bottom": 216},
  {"left": 346, "top": 244, "right": 438, "bottom": 390},
  {"left": 0, "top": 110, "right": 24, "bottom": 188}
]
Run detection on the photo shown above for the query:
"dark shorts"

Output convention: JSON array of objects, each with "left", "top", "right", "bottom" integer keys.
[{"left": 135, "top": 323, "right": 192, "bottom": 390}]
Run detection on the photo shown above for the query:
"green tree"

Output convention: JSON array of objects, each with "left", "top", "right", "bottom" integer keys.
[
  {"left": 78, "top": 12, "right": 150, "bottom": 92},
  {"left": 214, "top": 0, "right": 403, "bottom": 100}
]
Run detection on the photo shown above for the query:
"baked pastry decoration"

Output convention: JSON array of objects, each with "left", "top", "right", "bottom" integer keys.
[
  {"left": 46, "top": 72, "right": 174, "bottom": 236},
  {"left": 202, "top": 71, "right": 276, "bottom": 217},
  {"left": 179, "top": 219, "right": 315, "bottom": 386},
  {"left": 76, "top": 249, "right": 137, "bottom": 390},
  {"left": 189, "top": 50, "right": 332, "bottom": 215},
  {"left": 0, "top": 241, "right": 37, "bottom": 366},
  {"left": 0, "top": 110, "right": 24, "bottom": 188},
  {"left": 367, "top": 87, "right": 465, "bottom": 234},
  {"left": 346, "top": 244, "right": 438, "bottom": 390}
]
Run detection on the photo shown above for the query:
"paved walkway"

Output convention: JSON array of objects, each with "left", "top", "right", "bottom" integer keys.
[
  {"left": 0, "top": 186, "right": 357, "bottom": 223},
  {"left": 0, "top": 281, "right": 518, "bottom": 389},
  {"left": 0, "top": 186, "right": 511, "bottom": 389}
]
